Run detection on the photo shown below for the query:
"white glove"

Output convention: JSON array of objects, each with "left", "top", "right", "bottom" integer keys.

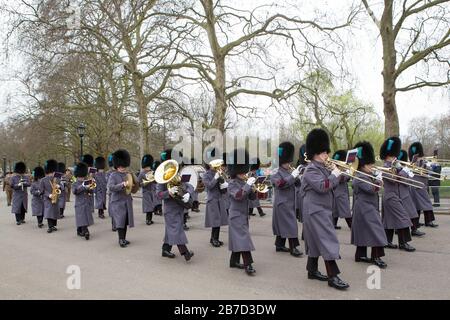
[
  {"left": 375, "top": 172, "right": 383, "bottom": 181},
  {"left": 220, "top": 182, "right": 229, "bottom": 189},
  {"left": 291, "top": 169, "right": 300, "bottom": 178},
  {"left": 214, "top": 172, "right": 220, "bottom": 180},
  {"left": 18, "top": 182, "right": 23, "bottom": 187},
  {"left": 394, "top": 161, "right": 402, "bottom": 169},
  {"left": 169, "top": 186, "right": 178, "bottom": 195},
  {"left": 332, "top": 168, "right": 341, "bottom": 178},
  {"left": 48, "top": 194, "right": 53, "bottom": 199},
  {"left": 402, "top": 167, "right": 414, "bottom": 178},
  {"left": 182, "top": 193, "right": 190, "bottom": 203},
  {"left": 246, "top": 177, "right": 256, "bottom": 186},
  {"left": 425, "top": 162, "right": 433, "bottom": 169}
]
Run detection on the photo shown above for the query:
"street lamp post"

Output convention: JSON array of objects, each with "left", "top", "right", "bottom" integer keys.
[
  {"left": 2, "top": 156, "right": 5, "bottom": 177},
  {"left": 77, "top": 124, "right": 86, "bottom": 161}
]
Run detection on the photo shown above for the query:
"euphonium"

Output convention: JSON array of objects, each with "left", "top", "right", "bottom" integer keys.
[{"left": 142, "top": 170, "right": 155, "bottom": 186}]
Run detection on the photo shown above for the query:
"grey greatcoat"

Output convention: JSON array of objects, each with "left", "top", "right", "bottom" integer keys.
[
  {"left": 410, "top": 160, "right": 433, "bottom": 211},
  {"left": 30, "top": 180, "right": 44, "bottom": 216},
  {"left": 72, "top": 180, "right": 95, "bottom": 227},
  {"left": 10, "top": 174, "right": 31, "bottom": 214},
  {"left": 227, "top": 178, "right": 256, "bottom": 252},
  {"left": 381, "top": 162, "right": 413, "bottom": 229},
  {"left": 351, "top": 173, "right": 387, "bottom": 247},
  {"left": 270, "top": 167, "right": 300, "bottom": 239},
  {"left": 156, "top": 182, "right": 194, "bottom": 245},
  {"left": 40, "top": 175, "right": 61, "bottom": 220},
  {"left": 107, "top": 171, "right": 134, "bottom": 229},
  {"left": 57, "top": 176, "right": 66, "bottom": 210},
  {"left": 399, "top": 183, "right": 418, "bottom": 219},
  {"left": 203, "top": 169, "right": 228, "bottom": 228},
  {"left": 106, "top": 169, "right": 114, "bottom": 217},
  {"left": 138, "top": 169, "right": 157, "bottom": 213},
  {"left": 300, "top": 161, "right": 340, "bottom": 260},
  {"left": 332, "top": 175, "right": 352, "bottom": 219},
  {"left": 295, "top": 164, "right": 307, "bottom": 223},
  {"left": 94, "top": 171, "right": 107, "bottom": 210}
]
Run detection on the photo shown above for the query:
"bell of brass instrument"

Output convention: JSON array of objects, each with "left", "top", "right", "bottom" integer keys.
[
  {"left": 142, "top": 170, "right": 155, "bottom": 186},
  {"left": 209, "top": 159, "right": 229, "bottom": 193},
  {"left": 51, "top": 177, "right": 61, "bottom": 204},
  {"left": 124, "top": 172, "right": 139, "bottom": 195},
  {"left": 82, "top": 179, "right": 97, "bottom": 191},
  {"left": 154, "top": 159, "right": 191, "bottom": 208},
  {"left": 245, "top": 172, "right": 269, "bottom": 194}
]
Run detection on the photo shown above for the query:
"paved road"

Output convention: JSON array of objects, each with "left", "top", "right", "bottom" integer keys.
[{"left": 0, "top": 192, "right": 449, "bottom": 300}]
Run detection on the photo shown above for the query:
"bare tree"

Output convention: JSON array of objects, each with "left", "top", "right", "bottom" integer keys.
[{"left": 362, "top": 0, "right": 450, "bottom": 137}]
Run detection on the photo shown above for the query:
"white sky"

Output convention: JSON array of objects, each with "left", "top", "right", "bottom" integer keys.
[{"left": 0, "top": 0, "right": 449, "bottom": 135}]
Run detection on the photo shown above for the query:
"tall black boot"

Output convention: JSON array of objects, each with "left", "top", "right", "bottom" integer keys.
[{"left": 146, "top": 212, "right": 154, "bottom": 225}]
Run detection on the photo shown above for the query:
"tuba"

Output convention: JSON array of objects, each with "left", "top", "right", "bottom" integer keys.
[
  {"left": 154, "top": 159, "right": 191, "bottom": 208},
  {"left": 125, "top": 171, "right": 139, "bottom": 195}
]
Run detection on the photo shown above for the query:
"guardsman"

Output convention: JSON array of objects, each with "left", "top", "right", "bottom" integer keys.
[
  {"left": 106, "top": 154, "right": 116, "bottom": 231},
  {"left": 138, "top": 154, "right": 157, "bottom": 225},
  {"left": 72, "top": 162, "right": 95, "bottom": 240},
  {"left": 81, "top": 154, "right": 95, "bottom": 214},
  {"left": 57, "top": 162, "right": 67, "bottom": 218},
  {"left": 295, "top": 144, "right": 307, "bottom": 223},
  {"left": 270, "top": 142, "right": 303, "bottom": 258},
  {"left": 94, "top": 156, "right": 107, "bottom": 219},
  {"left": 152, "top": 160, "right": 163, "bottom": 216},
  {"left": 351, "top": 141, "right": 387, "bottom": 268},
  {"left": 248, "top": 158, "right": 266, "bottom": 217},
  {"left": 30, "top": 166, "right": 45, "bottom": 228},
  {"left": 331, "top": 150, "right": 352, "bottom": 230},
  {"left": 41, "top": 160, "right": 61, "bottom": 233},
  {"left": 11, "top": 162, "right": 31, "bottom": 225},
  {"left": 301, "top": 128, "right": 349, "bottom": 290}
]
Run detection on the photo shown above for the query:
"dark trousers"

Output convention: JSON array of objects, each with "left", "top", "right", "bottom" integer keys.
[
  {"left": 192, "top": 201, "right": 199, "bottom": 210},
  {"left": 275, "top": 236, "right": 300, "bottom": 249},
  {"left": 211, "top": 227, "right": 220, "bottom": 240},
  {"left": 162, "top": 243, "right": 188, "bottom": 255},
  {"left": 418, "top": 210, "right": 435, "bottom": 224},
  {"left": 230, "top": 251, "right": 253, "bottom": 267},
  {"left": 333, "top": 217, "right": 352, "bottom": 228},
  {"left": 355, "top": 246, "right": 385, "bottom": 259},
  {"left": 249, "top": 207, "right": 264, "bottom": 216},
  {"left": 36, "top": 215, "right": 43, "bottom": 224},
  {"left": 429, "top": 185, "right": 440, "bottom": 204},
  {"left": 77, "top": 226, "right": 89, "bottom": 234},
  {"left": 60, "top": 208, "right": 65, "bottom": 216},
  {"left": 117, "top": 215, "right": 129, "bottom": 240},
  {"left": 385, "top": 228, "right": 411, "bottom": 245},
  {"left": 411, "top": 217, "right": 420, "bottom": 231},
  {"left": 145, "top": 212, "right": 153, "bottom": 222},
  {"left": 15, "top": 205, "right": 26, "bottom": 222},
  {"left": 306, "top": 257, "right": 340, "bottom": 277},
  {"left": 47, "top": 218, "right": 57, "bottom": 227},
  {"left": 183, "top": 212, "right": 188, "bottom": 224},
  {"left": 98, "top": 209, "right": 105, "bottom": 216}
]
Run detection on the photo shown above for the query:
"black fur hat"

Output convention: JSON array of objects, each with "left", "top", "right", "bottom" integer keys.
[
  {"left": 332, "top": 150, "right": 347, "bottom": 162},
  {"left": 408, "top": 142, "right": 424, "bottom": 161},
  {"left": 354, "top": 141, "right": 375, "bottom": 167},
  {"left": 81, "top": 154, "right": 94, "bottom": 167},
  {"left": 32, "top": 166, "right": 45, "bottom": 180},
  {"left": 74, "top": 162, "right": 88, "bottom": 178},
  {"left": 298, "top": 144, "right": 307, "bottom": 165},
  {"left": 152, "top": 160, "right": 161, "bottom": 171},
  {"left": 379, "top": 137, "right": 401, "bottom": 160},
  {"left": 398, "top": 149, "right": 408, "bottom": 162},
  {"left": 14, "top": 162, "right": 26, "bottom": 174},
  {"left": 227, "top": 149, "right": 250, "bottom": 178},
  {"left": 250, "top": 157, "right": 260, "bottom": 171},
  {"left": 306, "top": 128, "right": 331, "bottom": 159},
  {"left": 57, "top": 162, "right": 66, "bottom": 173},
  {"left": 107, "top": 154, "right": 114, "bottom": 167},
  {"left": 44, "top": 159, "right": 58, "bottom": 174},
  {"left": 160, "top": 148, "right": 183, "bottom": 162},
  {"left": 278, "top": 141, "right": 295, "bottom": 165},
  {"left": 141, "top": 154, "right": 154, "bottom": 168},
  {"left": 94, "top": 156, "right": 106, "bottom": 170},
  {"left": 112, "top": 149, "right": 130, "bottom": 169}
]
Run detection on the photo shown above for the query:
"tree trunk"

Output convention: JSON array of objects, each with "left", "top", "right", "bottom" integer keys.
[
  {"left": 381, "top": 0, "right": 400, "bottom": 137},
  {"left": 132, "top": 72, "right": 150, "bottom": 158},
  {"left": 212, "top": 57, "right": 227, "bottom": 132}
]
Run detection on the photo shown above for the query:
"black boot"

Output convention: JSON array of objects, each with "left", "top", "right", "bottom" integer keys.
[
  {"left": 355, "top": 256, "right": 372, "bottom": 263},
  {"left": 183, "top": 251, "right": 194, "bottom": 261},
  {"left": 119, "top": 239, "right": 128, "bottom": 248},
  {"left": 245, "top": 264, "right": 256, "bottom": 275},
  {"left": 372, "top": 258, "right": 387, "bottom": 269},
  {"left": 276, "top": 246, "right": 290, "bottom": 253},
  {"left": 411, "top": 229, "right": 425, "bottom": 237},
  {"left": 146, "top": 213, "right": 153, "bottom": 225},
  {"left": 328, "top": 276, "right": 349, "bottom": 290},
  {"left": 399, "top": 243, "right": 415, "bottom": 252},
  {"left": 385, "top": 242, "right": 398, "bottom": 249},
  {"left": 307, "top": 271, "right": 328, "bottom": 281},
  {"left": 290, "top": 247, "right": 303, "bottom": 257},
  {"left": 425, "top": 222, "right": 439, "bottom": 228},
  {"left": 210, "top": 238, "right": 221, "bottom": 247},
  {"left": 162, "top": 250, "right": 176, "bottom": 258}
]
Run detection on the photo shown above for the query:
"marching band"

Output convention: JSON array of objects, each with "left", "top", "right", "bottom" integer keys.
[{"left": 6, "top": 128, "right": 447, "bottom": 291}]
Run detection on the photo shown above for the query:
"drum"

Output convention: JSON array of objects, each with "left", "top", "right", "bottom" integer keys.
[{"left": 179, "top": 165, "right": 206, "bottom": 192}]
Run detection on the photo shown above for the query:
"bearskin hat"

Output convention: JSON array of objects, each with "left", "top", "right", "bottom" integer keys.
[
  {"left": 44, "top": 159, "right": 58, "bottom": 174},
  {"left": 141, "top": 154, "right": 154, "bottom": 168},
  {"left": 160, "top": 148, "right": 183, "bottom": 162},
  {"left": 354, "top": 141, "right": 375, "bottom": 167},
  {"left": 152, "top": 160, "right": 161, "bottom": 171},
  {"left": 298, "top": 144, "right": 307, "bottom": 165},
  {"left": 278, "top": 141, "right": 295, "bottom": 165},
  {"left": 112, "top": 149, "right": 130, "bottom": 169},
  {"left": 94, "top": 156, "right": 106, "bottom": 170},
  {"left": 408, "top": 142, "right": 424, "bottom": 161},
  {"left": 107, "top": 154, "right": 114, "bottom": 167},
  {"left": 14, "top": 162, "right": 26, "bottom": 174},
  {"left": 227, "top": 149, "right": 250, "bottom": 178},
  {"left": 57, "top": 162, "right": 66, "bottom": 173},
  {"left": 74, "top": 162, "right": 88, "bottom": 178},
  {"left": 379, "top": 137, "right": 401, "bottom": 160},
  {"left": 32, "top": 166, "right": 45, "bottom": 180},
  {"left": 306, "top": 128, "right": 331, "bottom": 160},
  {"left": 332, "top": 150, "right": 347, "bottom": 162},
  {"left": 398, "top": 149, "right": 408, "bottom": 162},
  {"left": 250, "top": 157, "right": 261, "bottom": 171},
  {"left": 81, "top": 154, "right": 94, "bottom": 167}
]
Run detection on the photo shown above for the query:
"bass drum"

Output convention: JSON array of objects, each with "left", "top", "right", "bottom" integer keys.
[{"left": 179, "top": 165, "right": 206, "bottom": 193}]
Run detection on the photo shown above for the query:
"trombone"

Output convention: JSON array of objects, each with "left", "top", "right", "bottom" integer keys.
[
  {"left": 376, "top": 156, "right": 446, "bottom": 181},
  {"left": 424, "top": 156, "right": 450, "bottom": 165}
]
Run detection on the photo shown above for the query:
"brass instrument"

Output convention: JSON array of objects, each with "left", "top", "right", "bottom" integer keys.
[
  {"left": 372, "top": 164, "right": 424, "bottom": 189},
  {"left": 245, "top": 172, "right": 270, "bottom": 194},
  {"left": 154, "top": 159, "right": 191, "bottom": 208},
  {"left": 142, "top": 170, "right": 155, "bottom": 186},
  {"left": 210, "top": 159, "right": 229, "bottom": 194},
  {"left": 376, "top": 156, "right": 442, "bottom": 180},
  {"left": 375, "top": 156, "right": 440, "bottom": 184},
  {"left": 82, "top": 179, "right": 97, "bottom": 191},
  {"left": 424, "top": 156, "right": 450, "bottom": 165},
  {"left": 50, "top": 177, "right": 61, "bottom": 204},
  {"left": 124, "top": 172, "right": 139, "bottom": 195}
]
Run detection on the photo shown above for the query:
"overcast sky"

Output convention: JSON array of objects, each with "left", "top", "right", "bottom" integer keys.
[{"left": 0, "top": 0, "right": 448, "bottom": 136}]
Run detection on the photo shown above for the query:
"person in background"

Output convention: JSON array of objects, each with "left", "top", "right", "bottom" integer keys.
[
  {"left": 94, "top": 156, "right": 107, "bottom": 219},
  {"left": 65, "top": 168, "right": 73, "bottom": 202},
  {"left": 57, "top": 162, "right": 67, "bottom": 219},
  {"left": 3, "top": 171, "right": 13, "bottom": 206},
  {"left": 11, "top": 162, "right": 31, "bottom": 225},
  {"left": 428, "top": 162, "right": 441, "bottom": 207}
]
